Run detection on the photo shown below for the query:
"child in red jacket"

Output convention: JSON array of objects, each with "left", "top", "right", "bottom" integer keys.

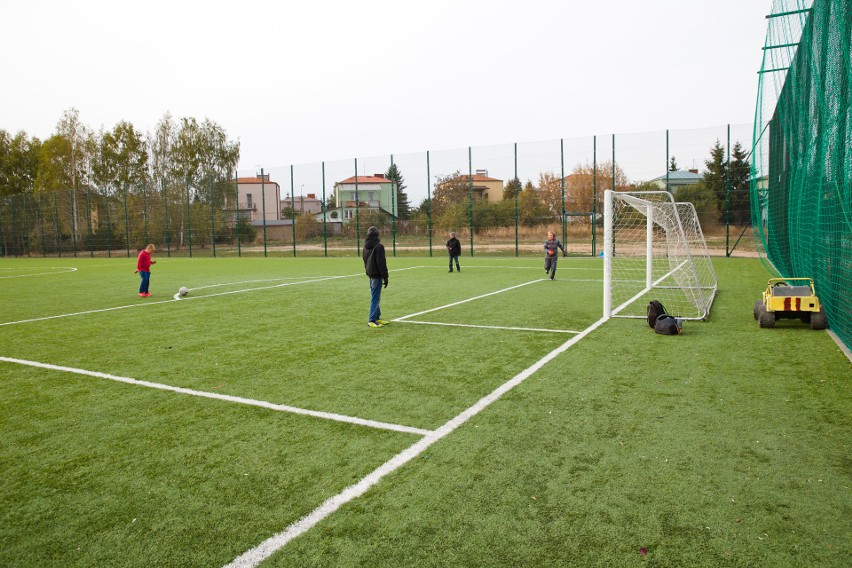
[{"left": 135, "top": 244, "right": 157, "bottom": 297}]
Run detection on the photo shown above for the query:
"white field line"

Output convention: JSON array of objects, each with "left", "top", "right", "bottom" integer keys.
[
  {"left": 0, "top": 267, "right": 78, "bottom": 278},
  {"left": 0, "top": 356, "right": 430, "bottom": 436},
  {"left": 397, "top": 320, "right": 582, "bottom": 334},
  {"left": 393, "top": 280, "right": 546, "bottom": 322},
  {"left": 611, "top": 259, "right": 689, "bottom": 316},
  {"left": 426, "top": 265, "right": 601, "bottom": 271},
  {"left": 224, "top": 314, "right": 610, "bottom": 568},
  {"left": 1, "top": 268, "right": 392, "bottom": 324}
]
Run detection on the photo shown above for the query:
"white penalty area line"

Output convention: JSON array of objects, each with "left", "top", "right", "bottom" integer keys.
[
  {"left": 0, "top": 267, "right": 78, "bottom": 278},
  {"left": 224, "top": 314, "right": 611, "bottom": 568},
  {"left": 397, "top": 320, "right": 582, "bottom": 334},
  {"left": 393, "top": 279, "right": 546, "bottom": 322},
  {"left": 0, "top": 356, "right": 430, "bottom": 436}
]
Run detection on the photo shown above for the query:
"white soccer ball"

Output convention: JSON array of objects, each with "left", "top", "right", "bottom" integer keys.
[{"left": 179, "top": 287, "right": 189, "bottom": 297}]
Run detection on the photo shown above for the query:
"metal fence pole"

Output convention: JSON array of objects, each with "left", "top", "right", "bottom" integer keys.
[
  {"left": 105, "top": 185, "right": 113, "bottom": 258},
  {"left": 123, "top": 183, "right": 130, "bottom": 257},
  {"left": 592, "top": 136, "right": 597, "bottom": 256},
  {"left": 260, "top": 168, "right": 267, "bottom": 257},
  {"left": 426, "top": 151, "right": 433, "bottom": 257},
  {"left": 185, "top": 174, "right": 193, "bottom": 257},
  {"left": 468, "top": 146, "right": 474, "bottom": 256},
  {"left": 725, "top": 123, "right": 731, "bottom": 257},
  {"left": 234, "top": 170, "right": 241, "bottom": 257},
  {"left": 354, "top": 158, "right": 360, "bottom": 254},
  {"left": 390, "top": 154, "right": 396, "bottom": 257},
  {"left": 322, "top": 161, "right": 327, "bottom": 257},
  {"left": 290, "top": 165, "right": 296, "bottom": 257},
  {"left": 560, "top": 138, "right": 566, "bottom": 251},
  {"left": 162, "top": 178, "right": 171, "bottom": 257},
  {"left": 514, "top": 142, "right": 519, "bottom": 257},
  {"left": 666, "top": 129, "right": 670, "bottom": 192},
  {"left": 142, "top": 180, "right": 149, "bottom": 245},
  {"left": 85, "top": 186, "right": 93, "bottom": 257},
  {"left": 210, "top": 175, "right": 216, "bottom": 257},
  {"left": 70, "top": 188, "right": 78, "bottom": 257},
  {"left": 37, "top": 191, "right": 46, "bottom": 257},
  {"left": 53, "top": 192, "right": 61, "bottom": 256}
]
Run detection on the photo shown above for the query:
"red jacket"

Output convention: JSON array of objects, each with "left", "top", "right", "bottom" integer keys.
[{"left": 137, "top": 250, "right": 152, "bottom": 272}]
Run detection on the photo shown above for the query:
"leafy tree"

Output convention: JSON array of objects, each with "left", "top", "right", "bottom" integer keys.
[
  {"left": 35, "top": 135, "right": 74, "bottom": 192},
  {"left": 326, "top": 194, "right": 336, "bottom": 210},
  {"left": 430, "top": 171, "right": 469, "bottom": 218},
  {"left": 564, "top": 161, "right": 629, "bottom": 219},
  {"left": 92, "top": 121, "right": 148, "bottom": 190},
  {"left": 54, "top": 108, "right": 95, "bottom": 191},
  {"left": 503, "top": 177, "right": 520, "bottom": 199},
  {"left": 385, "top": 163, "right": 410, "bottom": 220},
  {"left": 537, "top": 172, "right": 564, "bottom": 217},
  {"left": 0, "top": 130, "right": 40, "bottom": 196},
  {"left": 669, "top": 156, "right": 679, "bottom": 171}
]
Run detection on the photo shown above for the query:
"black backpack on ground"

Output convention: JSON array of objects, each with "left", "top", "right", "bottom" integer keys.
[
  {"left": 654, "top": 314, "right": 683, "bottom": 335},
  {"left": 647, "top": 301, "right": 667, "bottom": 328}
]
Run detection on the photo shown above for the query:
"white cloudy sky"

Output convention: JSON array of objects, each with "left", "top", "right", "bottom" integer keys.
[{"left": 1, "top": 0, "right": 772, "bottom": 180}]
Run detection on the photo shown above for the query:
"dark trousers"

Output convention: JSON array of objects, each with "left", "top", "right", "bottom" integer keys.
[{"left": 449, "top": 254, "right": 460, "bottom": 271}]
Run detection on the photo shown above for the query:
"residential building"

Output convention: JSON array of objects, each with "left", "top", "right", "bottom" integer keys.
[
  {"left": 282, "top": 193, "right": 324, "bottom": 215},
  {"left": 328, "top": 174, "right": 397, "bottom": 223},
  {"left": 234, "top": 175, "right": 281, "bottom": 223},
  {"left": 649, "top": 169, "right": 703, "bottom": 191},
  {"left": 457, "top": 170, "right": 504, "bottom": 202}
]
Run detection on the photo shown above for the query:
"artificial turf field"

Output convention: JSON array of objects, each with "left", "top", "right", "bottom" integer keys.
[{"left": 0, "top": 255, "right": 849, "bottom": 567}]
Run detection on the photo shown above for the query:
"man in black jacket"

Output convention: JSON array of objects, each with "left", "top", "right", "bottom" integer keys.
[
  {"left": 362, "top": 226, "right": 389, "bottom": 328},
  {"left": 446, "top": 231, "right": 461, "bottom": 272}
]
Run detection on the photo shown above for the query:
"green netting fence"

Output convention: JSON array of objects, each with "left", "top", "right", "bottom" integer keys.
[
  {"left": 752, "top": 0, "right": 851, "bottom": 350},
  {"left": 1, "top": 125, "right": 760, "bottom": 263}
]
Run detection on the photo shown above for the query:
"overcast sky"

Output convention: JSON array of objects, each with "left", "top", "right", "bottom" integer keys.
[{"left": 1, "top": 0, "right": 772, "bottom": 181}]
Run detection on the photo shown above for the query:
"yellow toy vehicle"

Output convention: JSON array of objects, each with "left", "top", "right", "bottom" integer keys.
[{"left": 754, "top": 277, "right": 827, "bottom": 329}]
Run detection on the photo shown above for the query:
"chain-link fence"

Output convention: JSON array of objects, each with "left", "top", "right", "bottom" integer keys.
[{"left": 1, "top": 124, "right": 756, "bottom": 260}]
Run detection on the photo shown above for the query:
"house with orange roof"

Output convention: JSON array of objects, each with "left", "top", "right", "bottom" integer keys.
[
  {"left": 234, "top": 175, "right": 281, "bottom": 223},
  {"left": 326, "top": 173, "right": 398, "bottom": 223},
  {"left": 441, "top": 170, "right": 504, "bottom": 203}
]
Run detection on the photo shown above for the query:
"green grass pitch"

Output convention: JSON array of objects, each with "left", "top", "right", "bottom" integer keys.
[{"left": 0, "top": 255, "right": 849, "bottom": 567}]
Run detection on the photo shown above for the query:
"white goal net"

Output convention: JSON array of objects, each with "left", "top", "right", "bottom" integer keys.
[{"left": 603, "top": 190, "right": 717, "bottom": 320}]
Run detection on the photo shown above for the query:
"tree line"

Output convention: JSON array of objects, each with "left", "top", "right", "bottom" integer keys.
[{"left": 0, "top": 108, "right": 240, "bottom": 197}]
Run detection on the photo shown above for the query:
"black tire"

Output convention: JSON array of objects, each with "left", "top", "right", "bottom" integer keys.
[
  {"left": 759, "top": 308, "right": 776, "bottom": 328},
  {"left": 754, "top": 300, "right": 764, "bottom": 320},
  {"left": 811, "top": 310, "right": 828, "bottom": 330}
]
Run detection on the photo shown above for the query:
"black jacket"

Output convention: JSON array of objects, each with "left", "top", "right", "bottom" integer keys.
[
  {"left": 362, "top": 234, "right": 389, "bottom": 281},
  {"left": 446, "top": 237, "right": 461, "bottom": 256}
]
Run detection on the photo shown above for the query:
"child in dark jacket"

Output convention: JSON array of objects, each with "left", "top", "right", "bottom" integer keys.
[{"left": 543, "top": 231, "right": 566, "bottom": 280}]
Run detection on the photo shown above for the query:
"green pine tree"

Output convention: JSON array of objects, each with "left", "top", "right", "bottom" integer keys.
[{"left": 385, "top": 163, "right": 410, "bottom": 220}]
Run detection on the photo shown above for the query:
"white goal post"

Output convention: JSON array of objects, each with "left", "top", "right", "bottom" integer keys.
[{"left": 603, "top": 190, "right": 717, "bottom": 320}]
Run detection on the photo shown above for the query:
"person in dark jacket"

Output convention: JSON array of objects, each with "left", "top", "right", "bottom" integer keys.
[
  {"left": 543, "top": 230, "right": 567, "bottom": 280},
  {"left": 362, "top": 226, "right": 389, "bottom": 328},
  {"left": 446, "top": 231, "right": 461, "bottom": 272}
]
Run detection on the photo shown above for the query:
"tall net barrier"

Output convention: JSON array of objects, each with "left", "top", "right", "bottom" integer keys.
[
  {"left": 603, "top": 190, "right": 717, "bottom": 321},
  {"left": 752, "top": 0, "right": 851, "bottom": 349},
  {"left": 1, "top": 124, "right": 758, "bottom": 260}
]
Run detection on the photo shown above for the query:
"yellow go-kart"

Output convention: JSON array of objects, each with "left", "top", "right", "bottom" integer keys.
[{"left": 754, "top": 277, "right": 828, "bottom": 329}]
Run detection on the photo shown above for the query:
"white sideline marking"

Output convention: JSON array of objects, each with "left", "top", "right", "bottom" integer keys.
[
  {"left": 1, "top": 270, "right": 377, "bottom": 325},
  {"left": 224, "top": 315, "right": 610, "bottom": 568},
  {"left": 397, "top": 320, "right": 581, "bottom": 334},
  {"left": 0, "top": 356, "right": 431, "bottom": 436},
  {"left": 394, "top": 279, "right": 545, "bottom": 321},
  {"left": 0, "top": 267, "right": 78, "bottom": 278}
]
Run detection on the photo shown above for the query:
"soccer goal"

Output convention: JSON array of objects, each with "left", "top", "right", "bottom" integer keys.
[{"left": 603, "top": 190, "right": 717, "bottom": 320}]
